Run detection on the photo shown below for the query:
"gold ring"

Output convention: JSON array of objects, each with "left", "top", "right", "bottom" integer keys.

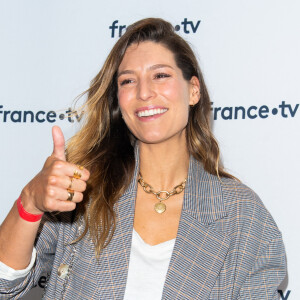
[
  {"left": 67, "top": 191, "right": 74, "bottom": 201},
  {"left": 73, "top": 170, "right": 82, "bottom": 179},
  {"left": 68, "top": 177, "right": 73, "bottom": 190}
]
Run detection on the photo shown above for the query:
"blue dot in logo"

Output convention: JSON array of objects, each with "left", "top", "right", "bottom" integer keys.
[
  {"left": 272, "top": 108, "right": 278, "bottom": 115},
  {"left": 59, "top": 114, "right": 65, "bottom": 120},
  {"left": 175, "top": 25, "right": 180, "bottom": 31}
]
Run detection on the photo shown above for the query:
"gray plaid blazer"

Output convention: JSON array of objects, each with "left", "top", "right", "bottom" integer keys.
[{"left": 0, "top": 153, "right": 286, "bottom": 299}]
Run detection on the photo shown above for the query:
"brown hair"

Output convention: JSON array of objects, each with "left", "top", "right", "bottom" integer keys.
[{"left": 67, "top": 18, "right": 234, "bottom": 255}]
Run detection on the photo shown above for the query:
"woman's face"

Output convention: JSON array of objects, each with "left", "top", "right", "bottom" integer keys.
[{"left": 117, "top": 41, "right": 199, "bottom": 145}]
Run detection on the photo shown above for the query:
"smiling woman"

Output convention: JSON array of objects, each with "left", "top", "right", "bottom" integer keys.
[
  {"left": 0, "top": 18, "right": 286, "bottom": 300},
  {"left": 117, "top": 42, "right": 199, "bottom": 144}
]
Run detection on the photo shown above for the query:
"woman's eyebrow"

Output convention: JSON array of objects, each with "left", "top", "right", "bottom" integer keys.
[
  {"left": 118, "top": 64, "right": 174, "bottom": 78},
  {"left": 117, "top": 70, "right": 135, "bottom": 78},
  {"left": 148, "top": 64, "right": 174, "bottom": 71}
]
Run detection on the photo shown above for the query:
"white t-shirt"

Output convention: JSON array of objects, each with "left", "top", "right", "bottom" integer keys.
[{"left": 124, "top": 229, "right": 175, "bottom": 300}]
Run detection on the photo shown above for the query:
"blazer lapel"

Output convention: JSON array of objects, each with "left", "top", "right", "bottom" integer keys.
[
  {"left": 95, "top": 146, "right": 139, "bottom": 300},
  {"left": 162, "top": 156, "right": 231, "bottom": 300}
]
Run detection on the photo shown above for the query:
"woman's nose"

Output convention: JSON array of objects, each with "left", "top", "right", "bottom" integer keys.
[{"left": 137, "top": 78, "right": 156, "bottom": 101}]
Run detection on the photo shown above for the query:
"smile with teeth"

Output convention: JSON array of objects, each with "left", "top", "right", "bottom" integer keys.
[{"left": 137, "top": 108, "right": 168, "bottom": 117}]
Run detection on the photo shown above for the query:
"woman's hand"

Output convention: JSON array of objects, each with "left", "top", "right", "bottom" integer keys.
[{"left": 20, "top": 126, "right": 90, "bottom": 215}]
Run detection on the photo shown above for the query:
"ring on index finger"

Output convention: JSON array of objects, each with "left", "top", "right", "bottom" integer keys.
[{"left": 73, "top": 170, "right": 81, "bottom": 179}]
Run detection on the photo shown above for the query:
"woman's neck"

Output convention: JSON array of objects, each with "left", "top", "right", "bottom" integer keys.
[{"left": 138, "top": 138, "right": 190, "bottom": 191}]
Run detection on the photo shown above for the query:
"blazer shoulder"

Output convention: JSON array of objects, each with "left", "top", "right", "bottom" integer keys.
[{"left": 219, "top": 176, "right": 282, "bottom": 241}]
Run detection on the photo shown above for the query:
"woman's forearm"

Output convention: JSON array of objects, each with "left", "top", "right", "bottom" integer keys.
[{"left": 0, "top": 200, "right": 40, "bottom": 270}]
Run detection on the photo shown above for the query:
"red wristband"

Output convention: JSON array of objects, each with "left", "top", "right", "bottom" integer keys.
[{"left": 16, "top": 196, "right": 44, "bottom": 222}]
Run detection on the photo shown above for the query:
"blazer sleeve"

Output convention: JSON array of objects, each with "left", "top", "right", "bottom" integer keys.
[
  {"left": 0, "top": 213, "right": 60, "bottom": 300},
  {"left": 238, "top": 233, "right": 287, "bottom": 300}
]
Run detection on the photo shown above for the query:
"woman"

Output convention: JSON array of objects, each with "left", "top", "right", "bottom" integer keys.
[{"left": 0, "top": 18, "right": 286, "bottom": 299}]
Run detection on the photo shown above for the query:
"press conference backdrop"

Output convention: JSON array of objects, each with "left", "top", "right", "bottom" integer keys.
[{"left": 0, "top": 0, "right": 298, "bottom": 299}]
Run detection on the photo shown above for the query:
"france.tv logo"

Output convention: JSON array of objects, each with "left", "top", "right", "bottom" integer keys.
[
  {"left": 211, "top": 101, "right": 299, "bottom": 120},
  {"left": 109, "top": 18, "right": 201, "bottom": 38},
  {"left": 0, "top": 106, "right": 83, "bottom": 123}
]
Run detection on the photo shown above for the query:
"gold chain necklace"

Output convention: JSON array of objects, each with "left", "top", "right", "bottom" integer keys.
[{"left": 138, "top": 174, "right": 187, "bottom": 214}]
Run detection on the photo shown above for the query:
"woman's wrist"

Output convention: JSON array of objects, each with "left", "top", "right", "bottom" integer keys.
[{"left": 16, "top": 196, "right": 44, "bottom": 222}]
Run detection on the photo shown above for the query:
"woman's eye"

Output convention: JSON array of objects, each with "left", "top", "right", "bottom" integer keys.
[
  {"left": 154, "top": 73, "right": 171, "bottom": 79},
  {"left": 119, "top": 79, "right": 133, "bottom": 86}
]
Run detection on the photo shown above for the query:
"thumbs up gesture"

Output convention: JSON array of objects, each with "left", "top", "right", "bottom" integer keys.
[
  {"left": 52, "top": 125, "right": 67, "bottom": 161},
  {"left": 20, "top": 126, "right": 90, "bottom": 215}
]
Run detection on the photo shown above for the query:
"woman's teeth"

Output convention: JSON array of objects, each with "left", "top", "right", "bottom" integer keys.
[{"left": 137, "top": 108, "right": 167, "bottom": 117}]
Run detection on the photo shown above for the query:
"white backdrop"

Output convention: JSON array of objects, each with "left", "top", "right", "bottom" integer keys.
[{"left": 0, "top": 1, "right": 298, "bottom": 299}]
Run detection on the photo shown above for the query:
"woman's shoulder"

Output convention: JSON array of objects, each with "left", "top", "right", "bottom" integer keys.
[
  {"left": 220, "top": 176, "right": 282, "bottom": 239},
  {"left": 189, "top": 159, "right": 281, "bottom": 238},
  {"left": 220, "top": 176, "right": 266, "bottom": 209}
]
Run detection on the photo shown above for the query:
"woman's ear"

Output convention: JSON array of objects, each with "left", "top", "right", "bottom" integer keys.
[{"left": 189, "top": 76, "right": 201, "bottom": 106}]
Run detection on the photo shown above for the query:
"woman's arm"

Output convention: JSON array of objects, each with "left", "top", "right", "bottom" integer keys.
[
  {"left": 0, "top": 126, "right": 89, "bottom": 270},
  {"left": 0, "top": 201, "right": 42, "bottom": 270},
  {"left": 238, "top": 234, "right": 286, "bottom": 299}
]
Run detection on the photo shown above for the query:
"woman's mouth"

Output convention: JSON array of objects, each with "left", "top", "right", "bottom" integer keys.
[{"left": 136, "top": 108, "right": 168, "bottom": 118}]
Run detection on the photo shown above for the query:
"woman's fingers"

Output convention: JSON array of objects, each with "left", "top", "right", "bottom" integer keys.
[
  {"left": 48, "top": 187, "right": 84, "bottom": 204},
  {"left": 48, "top": 175, "right": 87, "bottom": 193},
  {"left": 47, "top": 159, "right": 90, "bottom": 182},
  {"left": 40, "top": 186, "right": 84, "bottom": 211},
  {"left": 44, "top": 197, "right": 77, "bottom": 212},
  {"left": 37, "top": 159, "right": 89, "bottom": 213},
  {"left": 65, "top": 177, "right": 87, "bottom": 193}
]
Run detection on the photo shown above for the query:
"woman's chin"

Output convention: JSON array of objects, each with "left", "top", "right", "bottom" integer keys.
[
  {"left": 137, "top": 134, "right": 167, "bottom": 145},
  {"left": 137, "top": 133, "right": 183, "bottom": 146}
]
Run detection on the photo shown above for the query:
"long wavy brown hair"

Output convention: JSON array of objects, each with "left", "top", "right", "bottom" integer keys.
[{"left": 67, "top": 18, "right": 234, "bottom": 255}]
